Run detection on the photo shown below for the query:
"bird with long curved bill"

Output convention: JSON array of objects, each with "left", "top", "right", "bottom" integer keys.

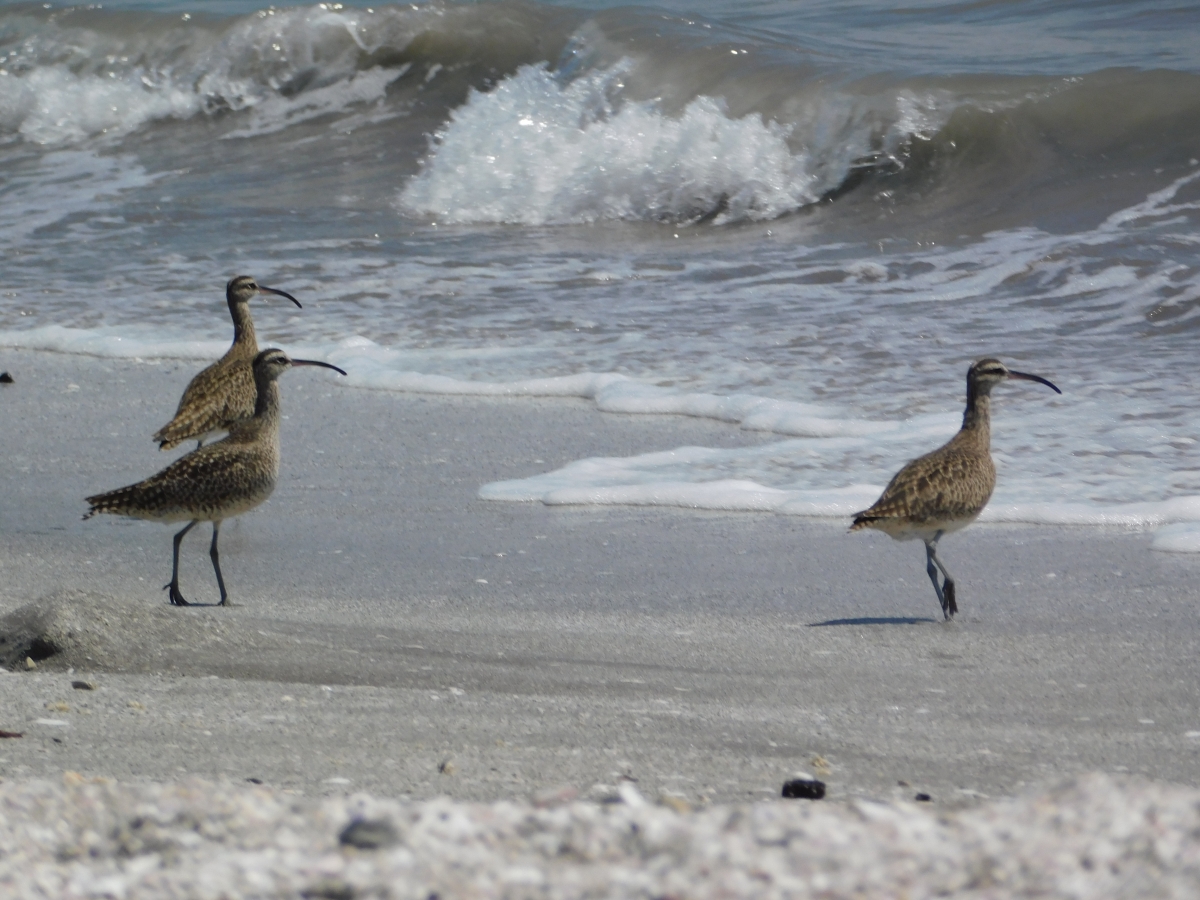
[
  {"left": 850, "top": 358, "right": 1061, "bottom": 619},
  {"left": 154, "top": 275, "right": 303, "bottom": 451},
  {"left": 86, "top": 349, "right": 346, "bottom": 607}
]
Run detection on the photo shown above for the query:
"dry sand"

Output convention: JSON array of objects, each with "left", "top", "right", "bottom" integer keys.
[
  {"left": 3, "top": 771, "right": 1199, "bottom": 898},
  {"left": 2, "top": 347, "right": 1199, "bottom": 895}
]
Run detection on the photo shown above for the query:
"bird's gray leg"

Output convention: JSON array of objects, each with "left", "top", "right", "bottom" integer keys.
[
  {"left": 165, "top": 520, "right": 197, "bottom": 606},
  {"left": 210, "top": 521, "right": 229, "bottom": 607},
  {"left": 923, "top": 539, "right": 946, "bottom": 615},
  {"left": 926, "top": 532, "right": 957, "bottom": 619}
]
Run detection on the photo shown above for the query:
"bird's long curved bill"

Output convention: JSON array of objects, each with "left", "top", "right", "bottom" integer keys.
[
  {"left": 292, "top": 358, "right": 347, "bottom": 376},
  {"left": 1009, "top": 370, "right": 1061, "bottom": 394},
  {"left": 260, "top": 286, "right": 303, "bottom": 308}
]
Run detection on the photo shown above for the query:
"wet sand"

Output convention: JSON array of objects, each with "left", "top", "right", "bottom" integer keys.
[{"left": 1, "top": 347, "right": 1199, "bottom": 805}]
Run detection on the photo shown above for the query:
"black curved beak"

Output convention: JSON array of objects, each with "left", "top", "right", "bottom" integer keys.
[
  {"left": 1009, "top": 370, "right": 1061, "bottom": 394},
  {"left": 291, "top": 358, "right": 347, "bottom": 376},
  {"left": 260, "top": 285, "right": 303, "bottom": 309}
]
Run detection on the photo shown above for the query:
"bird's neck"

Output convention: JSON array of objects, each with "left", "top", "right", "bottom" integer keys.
[
  {"left": 253, "top": 378, "right": 280, "bottom": 423},
  {"left": 229, "top": 301, "right": 257, "bottom": 350},
  {"left": 226, "top": 377, "right": 280, "bottom": 447},
  {"left": 961, "top": 387, "right": 992, "bottom": 444}
]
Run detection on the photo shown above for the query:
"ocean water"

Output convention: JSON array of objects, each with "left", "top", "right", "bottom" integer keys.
[{"left": 2, "top": 0, "right": 1200, "bottom": 546}]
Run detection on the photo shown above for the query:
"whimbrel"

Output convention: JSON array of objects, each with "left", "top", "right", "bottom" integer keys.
[
  {"left": 86, "top": 349, "right": 346, "bottom": 606},
  {"left": 850, "top": 358, "right": 1061, "bottom": 619},
  {"left": 153, "top": 275, "right": 302, "bottom": 451}
]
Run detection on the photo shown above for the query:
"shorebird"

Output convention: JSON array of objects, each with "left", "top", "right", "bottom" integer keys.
[
  {"left": 86, "top": 348, "right": 346, "bottom": 606},
  {"left": 153, "top": 275, "right": 302, "bottom": 451},
  {"left": 850, "top": 358, "right": 1061, "bottom": 619}
]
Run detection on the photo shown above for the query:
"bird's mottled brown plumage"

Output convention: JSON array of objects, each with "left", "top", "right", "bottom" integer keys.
[
  {"left": 153, "top": 275, "right": 301, "bottom": 451},
  {"left": 87, "top": 401, "right": 281, "bottom": 525},
  {"left": 850, "top": 417, "right": 995, "bottom": 540},
  {"left": 851, "top": 358, "right": 1061, "bottom": 619},
  {"left": 87, "top": 348, "right": 346, "bottom": 606}
]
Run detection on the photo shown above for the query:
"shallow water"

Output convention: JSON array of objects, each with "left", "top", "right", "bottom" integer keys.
[{"left": 2, "top": 0, "right": 1200, "bottom": 543}]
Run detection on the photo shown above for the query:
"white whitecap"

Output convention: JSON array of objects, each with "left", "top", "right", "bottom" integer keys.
[
  {"left": 221, "top": 65, "right": 409, "bottom": 139},
  {"left": 399, "top": 62, "right": 832, "bottom": 225},
  {"left": 0, "top": 67, "right": 200, "bottom": 145}
]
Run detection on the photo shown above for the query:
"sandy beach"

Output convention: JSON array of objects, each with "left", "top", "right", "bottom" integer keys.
[
  {"left": 1, "top": 346, "right": 1198, "bottom": 809},
  {"left": 3, "top": 347, "right": 1200, "bottom": 895},
  {"left": 3, "top": 0, "right": 1199, "bottom": 890}
]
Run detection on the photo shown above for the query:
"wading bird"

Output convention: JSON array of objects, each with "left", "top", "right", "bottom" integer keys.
[
  {"left": 851, "top": 358, "right": 1061, "bottom": 619},
  {"left": 154, "top": 275, "right": 302, "bottom": 450},
  {"left": 87, "top": 349, "right": 345, "bottom": 606}
]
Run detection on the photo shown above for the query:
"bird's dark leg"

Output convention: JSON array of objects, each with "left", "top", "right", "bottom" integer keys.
[
  {"left": 923, "top": 539, "right": 946, "bottom": 615},
  {"left": 210, "top": 521, "right": 229, "bottom": 606},
  {"left": 926, "top": 532, "right": 957, "bottom": 619},
  {"left": 164, "top": 520, "right": 197, "bottom": 606}
]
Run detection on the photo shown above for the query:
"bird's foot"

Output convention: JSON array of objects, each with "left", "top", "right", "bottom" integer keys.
[
  {"left": 942, "top": 581, "right": 957, "bottom": 619},
  {"left": 163, "top": 582, "right": 190, "bottom": 606}
]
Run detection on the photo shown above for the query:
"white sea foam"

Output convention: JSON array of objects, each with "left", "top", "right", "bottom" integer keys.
[
  {"left": 1150, "top": 522, "right": 1200, "bottom": 553},
  {"left": 323, "top": 340, "right": 935, "bottom": 439},
  {"left": 0, "top": 5, "right": 402, "bottom": 145},
  {"left": 0, "top": 324, "right": 227, "bottom": 361},
  {"left": 3, "top": 160, "right": 1200, "bottom": 551},
  {"left": 0, "top": 67, "right": 201, "bottom": 145},
  {"left": 479, "top": 444, "right": 1200, "bottom": 536},
  {"left": 399, "top": 61, "right": 952, "bottom": 225},
  {"left": 220, "top": 65, "right": 409, "bottom": 139},
  {"left": 1100, "top": 168, "right": 1200, "bottom": 231}
]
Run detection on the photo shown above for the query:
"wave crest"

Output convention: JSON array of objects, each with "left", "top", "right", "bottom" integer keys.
[
  {"left": 399, "top": 60, "right": 949, "bottom": 226},
  {"left": 0, "top": 2, "right": 567, "bottom": 145}
]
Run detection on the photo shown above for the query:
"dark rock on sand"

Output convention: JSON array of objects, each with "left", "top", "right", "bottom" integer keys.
[
  {"left": 339, "top": 818, "right": 399, "bottom": 850},
  {"left": 781, "top": 776, "right": 826, "bottom": 800}
]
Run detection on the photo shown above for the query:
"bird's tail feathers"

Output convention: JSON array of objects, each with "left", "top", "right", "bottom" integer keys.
[{"left": 84, "top": 484, "right": 143, "bottom": 520}]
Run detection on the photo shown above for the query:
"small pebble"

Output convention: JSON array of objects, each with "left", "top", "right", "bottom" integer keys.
[
  {"left": 24, "top": 658, "right": 36, "bottom": 670},
  {"left": 71, "top": 681, "right": 96, "bottom": 691},
  {"left": 0, "top": 372, "right": 12, "bottom": 384},
  {"left": 915, "top": 793, "right": 933, "bottom": 802},
  {"left": 782, "top": 776, "right": 826, "bottom": 800},
  {"left": 339, "top": 817, "right": 398, "bottom": 850},
  {"left": 301, "top": 878, "right": 354, "bottom": 900},
  {"left": 586, "top": 783, "right": 621, "bottom": 804},
  {"left": 438, "top": 759, "right": 456, "bottom": 776}
]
